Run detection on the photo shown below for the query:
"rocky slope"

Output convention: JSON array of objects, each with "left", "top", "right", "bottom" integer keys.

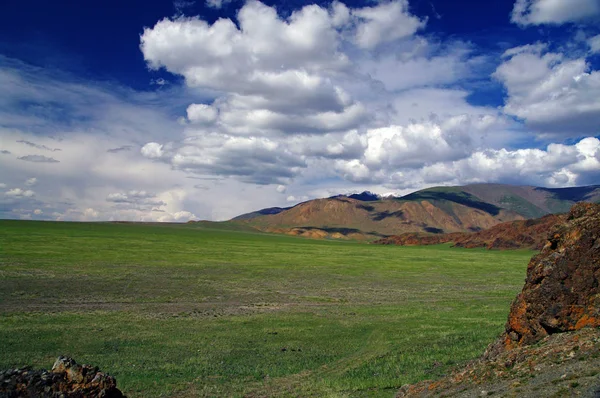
[
  {"left": 375, "top": 213, "right": 564, "bottom": 250},
  {"left": 232, "top": 184, "right": 600, "bottom": 240},
  {"left": 396, "top": 203, "right": 600, "bottom": 397},
  {"left": 0, "top": 356, "right": 125, "bottom": 397}
]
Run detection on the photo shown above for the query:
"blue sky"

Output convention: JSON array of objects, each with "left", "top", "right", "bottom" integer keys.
[{"left": 1, "top": 0, "right": 599, "bottom": 221}]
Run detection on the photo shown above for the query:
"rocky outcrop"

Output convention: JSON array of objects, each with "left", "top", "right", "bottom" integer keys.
[
  {"left": 374, "top": 213, "right": 564, "bottom": 250},
  {"left": 491, "top": 202, "right": 600, "bottom": 352},
  {"left": 454, "top": 213, "right": 564, "bottom": 250},
  {"left": 0, "top": 356, "right": 125, "bottom": 397},
  {"left": 396, "top": 203, "right": 600, "bottom": 397}
]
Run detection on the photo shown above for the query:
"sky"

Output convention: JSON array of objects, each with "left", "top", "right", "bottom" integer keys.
[{"left": 1, "top": 0, "right": 600, "bottom": 222}]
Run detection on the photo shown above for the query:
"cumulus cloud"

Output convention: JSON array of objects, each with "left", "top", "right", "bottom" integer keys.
[
  {"left": 511, "top": 0, "right": 600, "bottom": 26},
  {"left": 165, "top": 133, "right": 306, "bottom": 184},
  {"left": 352, "top": 0, "right": 426, "bottom": 49},
  {"left": 357, "top": 42, "right": 482, "bottom": 92},
  {"left": 141, "top": 142, "right": 164, "bottom": 158},
  {"left": 141, "top": 2, "right": 350, "bottom": 92},
  {"left": 494, "top": 45, "right": 600, "bottom": 136},
  {"left": 138, "top": 0, "right": 480, "bottom": 188},
  {"left": 25, "top": 177, "right": 37, "bottom": 186},
  {"left": 588, "top": 34, "right": 600, "bottom": 53},
  {"left": 106, "top": 191, "right": 166, "bottom": 207},
  {"left": 5, "top": 188, "right": 35, "bottom": 198},
  {"left": 331, "top": 114, "right": 507, "bottom": 184},
  {"left": 286, "top": 195, "right": 308, "bottom": 203},
  {"left": 336, "top": 137, "right": 600, "bottom": 188},
  {"left": 141, "top": 0, "right": 422, "bottom": 137},
  {"left": 187, "top": 103, "right": 218, "bottom": 124}
]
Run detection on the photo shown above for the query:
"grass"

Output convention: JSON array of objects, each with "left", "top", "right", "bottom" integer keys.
[{"left": 0, "top": 220, "right": 533, "bottom": 397}]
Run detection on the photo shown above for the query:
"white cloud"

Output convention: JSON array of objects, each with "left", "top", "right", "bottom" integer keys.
[
  {"left": 352, "top": 0, "right": 426, "bottom": 49},
  {"left": 358, "top": 43, "right": 481, "bottom": 92},
  {"left": 106, "top": 190, "right": 166, "bottom": 207},
  {"left": 33, "top": 209, "right": 43, "bottom": 215},
  {"left": 166, "top": 133, "right": 306, "bottom": 184},
  {"left": 588, "top": 34, "right": 600, "bottom": 53},
  {"left": 141, "top": 142, "right": 164, "bottom": 158},
  {"left": 5, "top": 188, "right": 35, "bottom": 198},
  {"left": 141, "top": 2, "right": 349, "bottom": 91},
  {"left": 139, "top": 1, "right": 427, "bottom": 138},
  {"left": 286, "top": 195, "right": 308, "bottom": 203},
  {"left": 159, "top": 210, "right": 196, "bottom": 222},
  {"left": 511, "top": 0, "right": 600, "bottom": 26},
  {"left": 502, "top": 42, "right": 547, "bottom": 58},
  {"left": 205, "top": 0, "right": 233, "bottom": 8},
  {"left": 331, "top": 114, "right": 508, "bottom": 184},
  {"left": 83, "top": 208, "right": 99, "bottom": 220},
  {"left": 494, "top": 45, "right": 600, "bottom": 136},
  {"left": 336, "top": 137, "right": 600, "bottom": 188},
  {"left": 276, "top": 185, "right": 287, "bottom": 193},
  {"left": 25, "top": 177, "right": 37, "bottom": 186},
  {"left": 187, "top": 103, "right": 218, "bottom": 124},
  {"left": 0, "top": 183, "right": 6, "bottom": 188}
]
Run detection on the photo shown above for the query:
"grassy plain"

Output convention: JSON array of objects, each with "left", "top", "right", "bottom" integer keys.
[{"left": 0, "top": 220, "right": 533, "bottom": 397}]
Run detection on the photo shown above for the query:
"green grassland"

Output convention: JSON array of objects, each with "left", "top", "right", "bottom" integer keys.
[{"left": 0, "top": 220, "right": 533, "bottom": 397}]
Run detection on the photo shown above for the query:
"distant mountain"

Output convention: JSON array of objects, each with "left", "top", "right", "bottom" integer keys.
[
  {"left": 343, "top": 191, "right": 381, "bottom": 202},
  {"left": 230, "top": 184, "right": 600, "bottom": 240},
  {"left": 232, "top": 206, "right": 292, "bottom": 221}
]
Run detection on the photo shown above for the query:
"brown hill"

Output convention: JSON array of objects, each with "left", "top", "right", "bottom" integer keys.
[
  {"left": 375, "top": 213, "right": 565, "bottom": 250},
  {"left": 232, "top": 184, "right": 600, "bottom": 240},
  {"left": 396, "top": 203, "right": 600, "bottom": 397},
  {"left": 240, "top": 195, "right": 524, "bottom": 239}
]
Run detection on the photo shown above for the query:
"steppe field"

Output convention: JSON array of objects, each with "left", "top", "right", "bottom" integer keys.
[{"left": 0, "top": 220, "right": 533, "bottom": 397}]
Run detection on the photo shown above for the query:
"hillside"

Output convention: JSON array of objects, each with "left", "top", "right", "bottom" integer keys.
[
  {"left": 375, "top": 213, "right": 564, "bottom": 250},
  {"left": 232, "top": 184, "right": 600, "bottom": 239}
]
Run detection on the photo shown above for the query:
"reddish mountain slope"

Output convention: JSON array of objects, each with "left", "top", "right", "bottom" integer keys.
[
  {"left": 231, "top": 184, "right": 600, "bottom": 240},
  {"left": 241, "top": 196, "right": 523, "bottom": 239},
  {"left": 374, "top": 213, "right": 564, "bottom": 249}
]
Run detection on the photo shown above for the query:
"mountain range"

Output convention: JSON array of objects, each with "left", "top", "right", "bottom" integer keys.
[{"left": 230, "top": 184, "right": 600, "bottom": 240}]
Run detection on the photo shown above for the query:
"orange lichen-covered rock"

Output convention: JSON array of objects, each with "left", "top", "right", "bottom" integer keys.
[{"left": 491, "top": 202, "right": 600, "bottom": 353}]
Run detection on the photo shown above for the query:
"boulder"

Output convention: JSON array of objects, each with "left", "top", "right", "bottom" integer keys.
[{"left": 0, "top": 356, "right": 125, "bottom": 397}]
